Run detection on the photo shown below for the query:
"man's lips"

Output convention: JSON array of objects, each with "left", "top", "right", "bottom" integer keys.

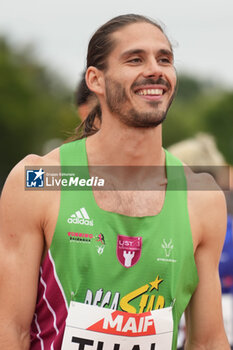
[
  {"left": 132, "top": 78, "right": 171, "bottom": 98},
  {"left": 133, "top": 85, "right": 169, "bottom": 103},
  {"left": 134, "top": 85, "right": 167, "bottom": 96}
]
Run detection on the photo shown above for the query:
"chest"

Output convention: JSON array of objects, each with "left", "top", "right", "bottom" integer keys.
[
  {"left": 43, "top": 186, "right": 201, "bottom": 260},
  {"left": 43, "top": 190, "right": 165, "bottom": 246},
  {"left": 93, "top": 190, "right": 166, "bottom": 217}
]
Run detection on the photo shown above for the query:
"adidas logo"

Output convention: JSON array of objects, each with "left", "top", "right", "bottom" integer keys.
[{"left": 67, "top": 208, "right": 94, "bottom": 226}]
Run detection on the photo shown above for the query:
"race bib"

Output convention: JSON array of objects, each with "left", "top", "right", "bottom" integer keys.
[{"left": 62, "top": 302, "right": 173, "bottom": 350}]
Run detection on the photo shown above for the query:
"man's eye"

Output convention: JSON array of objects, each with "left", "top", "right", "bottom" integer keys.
[
  {"left": 128, "top": 58, "right": 142, "bottom": 63},
  {"left": 159, "top": 57, "right": 172, "bottom": 64}
]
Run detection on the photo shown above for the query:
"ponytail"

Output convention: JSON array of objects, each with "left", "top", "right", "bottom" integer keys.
[
  {"left": 81, "top": 104, "right": 101, "bottom": 138},
  {"left": 66, "top": 104, "right": 101, "bottom": 143}
]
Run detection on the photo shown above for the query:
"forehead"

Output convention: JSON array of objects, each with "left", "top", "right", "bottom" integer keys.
[{"left": 110, "top": 22, "right": 172, "bottom": 58}]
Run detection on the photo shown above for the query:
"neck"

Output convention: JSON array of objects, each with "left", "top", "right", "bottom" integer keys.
[{"left": 86, "top": 112, "right": 164, "bottom": 167}]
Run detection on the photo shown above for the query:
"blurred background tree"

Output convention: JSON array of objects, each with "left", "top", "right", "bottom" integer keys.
[
  {"left": 202, "top": 92, "right": 233, "bottom": 164},
  {"left": 163, "top": 74, "right": 233, "bottom": 166},
  {"left": 0, "top": 36, "right": 78, "bottom": 189},
  {"left": 0, "top": 35, "right": 233, "bottom": 190}
]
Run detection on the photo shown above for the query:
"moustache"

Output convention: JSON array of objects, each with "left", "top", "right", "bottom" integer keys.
[{"left": 131, "top": 77, "right": 171, "bottom": 90}]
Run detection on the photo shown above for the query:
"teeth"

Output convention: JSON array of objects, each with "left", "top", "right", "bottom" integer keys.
[{"left": 136, "top": 89, "right": 163, "bottom": 96}]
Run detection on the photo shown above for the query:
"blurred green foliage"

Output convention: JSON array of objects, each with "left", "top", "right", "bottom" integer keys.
[
  {"left": 0, "top": 36, "right": 78, "bottom": 188},
  {"left": 163, "top": 74, "right": 233, "bottom": 166},
  {"left": 203, "top": 93, "right": 233, "bottom": 164},
  {"left": 0, "top": 35, "right": 233, "bottom": 189}
]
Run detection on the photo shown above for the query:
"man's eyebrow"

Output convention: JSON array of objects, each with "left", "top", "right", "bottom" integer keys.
[
  {"left": 158, "top": 49, "right": 174, "bottom": 60},
  {"left": 120, "top": 49, "right": 146, "bottom": 60},
  {"left": 120, "top": 48, "right": 174, "bottom": 60}
]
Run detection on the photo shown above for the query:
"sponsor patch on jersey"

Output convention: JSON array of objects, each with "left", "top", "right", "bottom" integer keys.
[
  {"left": 117, "top": 235, "right": 142, "bottom": 268},
  {"left": 96, "top": 233, "right": 106, "bottom": 255},
  {"left": 67, "top": 232, "right": 106, "bottom": 251},
  {"left": 67, "top": 232, "right": 94, "bottom": 243},
  {"left": 67, "top": 208, "right": 94, "bottom": 226},
  {"left": 156, "top": 238, "right": 177, "bottom": 263}
]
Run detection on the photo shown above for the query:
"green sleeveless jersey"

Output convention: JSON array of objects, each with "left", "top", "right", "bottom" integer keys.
[{"left": 30, "top": 138, "right": 198, "bottom": 350}]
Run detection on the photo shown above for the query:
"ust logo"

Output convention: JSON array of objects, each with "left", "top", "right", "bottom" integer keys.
[
  {"left": 117, "top": 235, "right": 142, "bottom": 268},
  {"left": 26, "top": 168, "right": 45, "bottom": 188}
]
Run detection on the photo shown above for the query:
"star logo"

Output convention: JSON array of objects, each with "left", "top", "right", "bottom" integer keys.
[
  {"left": 33, "top": 168, "right": 45, "bottom": 181},
  {"left": 26, "top": 168, "right": 45, "bottom": 188},
  {"left": 149, "top": 275, "right": 163, "bottom": 291}
]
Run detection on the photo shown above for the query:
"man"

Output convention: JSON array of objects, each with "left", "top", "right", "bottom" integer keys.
[{"left": 0, "top": 14, "right": 230, "bottom": 350}]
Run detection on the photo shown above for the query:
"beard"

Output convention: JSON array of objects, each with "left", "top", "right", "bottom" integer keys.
[{"left": 105, "top": 77, "right": 176, "bottom": 128}]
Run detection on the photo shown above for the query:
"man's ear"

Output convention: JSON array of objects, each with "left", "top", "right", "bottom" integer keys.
[{"left": 86, "top": 66, "right": 104, "bottom": 95}]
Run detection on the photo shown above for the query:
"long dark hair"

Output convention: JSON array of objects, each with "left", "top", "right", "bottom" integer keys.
[
  {"left": 71, "top": 72, "right": 102, "bottom": 141},
  {"left": 74, "top": 14, "right": 170, "bottom": 140}
]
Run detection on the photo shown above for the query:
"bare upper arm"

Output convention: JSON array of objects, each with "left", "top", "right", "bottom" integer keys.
[
  {"left": 0, "top": 155, "right": 46, "bottom": 347},
  {"left": 185, "top": 173, "right": 230, "bottom": 349}
]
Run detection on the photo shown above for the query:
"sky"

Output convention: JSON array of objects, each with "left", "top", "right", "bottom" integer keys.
[{"left": 1, "top": 0, "right": 233, "bottom": 90}]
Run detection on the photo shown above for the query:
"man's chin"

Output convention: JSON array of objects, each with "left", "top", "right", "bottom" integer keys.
[{"left": 119, "top": 110, "right": 167, "bottom": 129}]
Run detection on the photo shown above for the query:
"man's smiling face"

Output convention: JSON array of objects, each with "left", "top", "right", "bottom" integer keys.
[{"left": 102, "top": 22, "right": 177, "bottom": 128}]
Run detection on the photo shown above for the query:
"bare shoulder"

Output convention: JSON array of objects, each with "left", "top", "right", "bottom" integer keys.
[
  {"left": 2, "top": 147, "right": 60, "bottom": 189},
  {"left": 0, "top": 147, "right": 60, "bottom": 231},
  {"left": 184, "top": 166, "right": 227, "bottom": 249},
  {"left": 23, "top": 146, "right": 60, "bottom": 167},
  {"left": 185, "top": 166, "right": 226, "bottom": 216}
]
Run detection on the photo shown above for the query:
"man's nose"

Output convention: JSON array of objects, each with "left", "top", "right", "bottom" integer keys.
[{"left": 143, "top": 58, "right": 163, "bottom": 78}]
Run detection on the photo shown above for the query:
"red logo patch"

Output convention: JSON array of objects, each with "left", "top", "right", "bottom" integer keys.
[
  {"left": 87, "top": 310, "right": 156, "bottom": 336},
  {"left": 117, "top": 235, "right": 142, "bottom": 268}
]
